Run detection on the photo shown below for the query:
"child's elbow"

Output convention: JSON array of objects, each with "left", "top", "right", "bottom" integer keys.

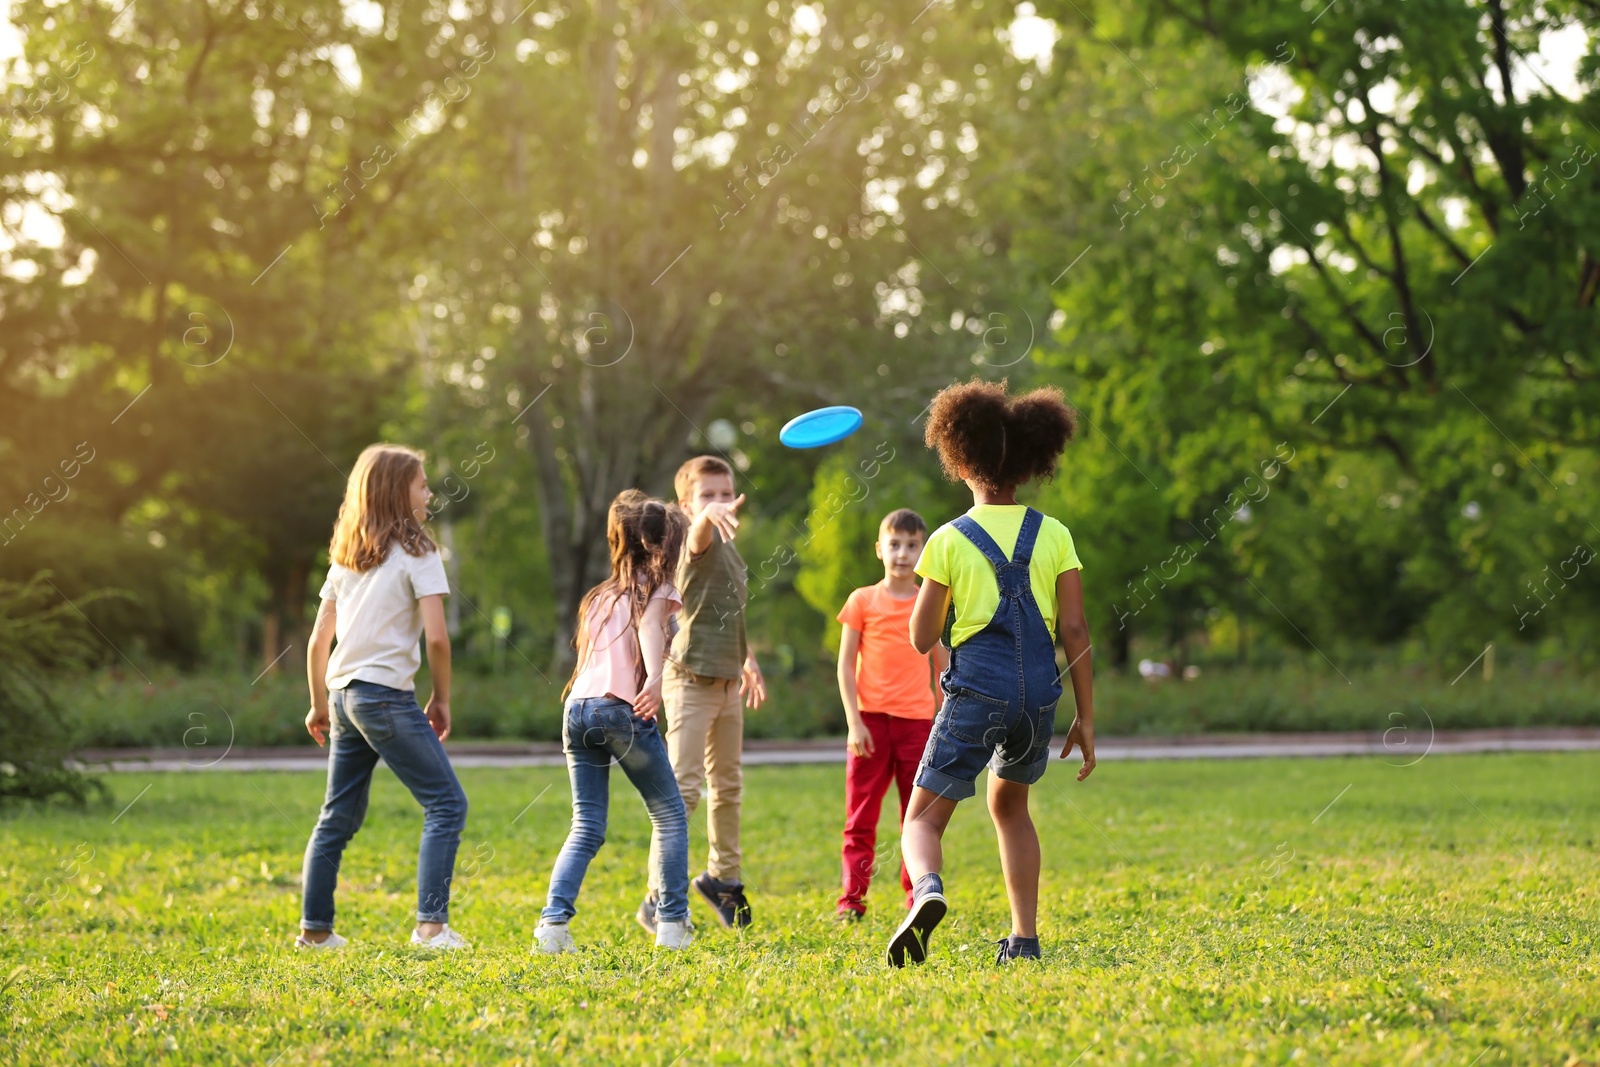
[{"left": 1060, "top": 617, "right": 1090, "bottom": 645}]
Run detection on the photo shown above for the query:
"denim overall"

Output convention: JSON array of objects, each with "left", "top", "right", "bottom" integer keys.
[{"left": 914, "top": 508, "right": 1063, "bottom": 801}]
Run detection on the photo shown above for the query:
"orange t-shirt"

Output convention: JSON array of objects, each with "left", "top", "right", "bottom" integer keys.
[{"left": 837, "top": 583, "right": 939, "bottom": 719}]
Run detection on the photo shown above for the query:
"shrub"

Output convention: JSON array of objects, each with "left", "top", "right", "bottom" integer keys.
[{"left": 0, "top": 575, "right": 109, "bottom": 804}]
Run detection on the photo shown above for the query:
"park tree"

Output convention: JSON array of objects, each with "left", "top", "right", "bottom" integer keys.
[
  {"left": 401, "top": 0, "right": 1072, "bottom": 668},
  {"left": 0, "top": 0, "right": 498, "bottom": 669},
  {"left": 1012, "top": 0, "right": 1600, "bottom": 666}
]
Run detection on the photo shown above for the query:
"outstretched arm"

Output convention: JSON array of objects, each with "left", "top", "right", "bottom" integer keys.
[{"left": 686, "top": 494, "right": 745, "bottom": 556}]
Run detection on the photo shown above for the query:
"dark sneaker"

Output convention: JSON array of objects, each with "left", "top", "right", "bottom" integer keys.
[
  {"left": 635, "top": 891, "right": 659, "bottom": 936},
  {"left": 835, "top": 907, "right": 864, "bottom": 923},
  {"left": 885, "top": 891, "right": 946, "bottom": 968},
  {"left": 994, "top": 935, "right": 1042, "bottom": 964},
  {"left": 692, "top": 872, "right": 752, "bottom": 929}
]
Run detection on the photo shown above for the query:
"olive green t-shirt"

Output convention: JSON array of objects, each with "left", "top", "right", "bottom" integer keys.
[{"left": 667, "top": 533, "right": 748, "bottom": 680}]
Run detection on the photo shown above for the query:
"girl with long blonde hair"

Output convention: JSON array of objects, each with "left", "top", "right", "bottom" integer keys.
[{"left": 296, "top": 444, "right": 471, "bottom": 951}]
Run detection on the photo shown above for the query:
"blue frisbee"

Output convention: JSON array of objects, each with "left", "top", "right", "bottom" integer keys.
[{"left": 779, "top": 405, "right": 864, "bottom": 449}]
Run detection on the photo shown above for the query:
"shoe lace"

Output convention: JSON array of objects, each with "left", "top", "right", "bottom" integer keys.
[{"left": 993, "top": 938, "right": 1011, "bottom": 964}]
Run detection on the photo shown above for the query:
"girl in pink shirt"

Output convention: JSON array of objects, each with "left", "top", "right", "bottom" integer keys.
[{"left": 534, "top": 491, "right": 696, "bottom": 953}]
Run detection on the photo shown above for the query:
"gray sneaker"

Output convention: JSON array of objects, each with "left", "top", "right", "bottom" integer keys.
[
  {"left": 692, "top": 872, "right": 752, "bottom": 929},
  {"left": 636, "top": 891, "right": 659, "bottom": 936},
  {"left": 995, "top": 935, "right": 1042, "bottom": 963}
]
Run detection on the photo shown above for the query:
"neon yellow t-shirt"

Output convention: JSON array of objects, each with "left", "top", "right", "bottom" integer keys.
[{"left": 915, "top": 505, "right": 1082, "bottom": 648}]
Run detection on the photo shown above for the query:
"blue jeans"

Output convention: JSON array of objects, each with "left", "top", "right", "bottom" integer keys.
[
  {"left": 542, "top": 696, "right": 690, "bottom": 924},
  {"left": 300, "top": 680, "right": 468, "bottom": 930},
  {"left": 916, "top": 686, "right": 1058, "bottom": 801}
]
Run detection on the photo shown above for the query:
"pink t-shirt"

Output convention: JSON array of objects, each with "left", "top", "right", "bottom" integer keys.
[{"left": 567, "top": 583, "right": 682, "bottom": 705}]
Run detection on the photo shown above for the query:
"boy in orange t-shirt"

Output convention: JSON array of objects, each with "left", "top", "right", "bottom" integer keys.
[{"left": 835, "top": 508, "right": 947, "bottom": 919}]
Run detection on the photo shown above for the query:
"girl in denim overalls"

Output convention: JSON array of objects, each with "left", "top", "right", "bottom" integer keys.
[{"left": 888, "top": 379, "right": 1098, "bottom": 968}]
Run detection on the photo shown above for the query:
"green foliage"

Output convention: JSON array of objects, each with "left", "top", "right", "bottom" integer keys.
[
  {"left": 1012, "top": 0, "right": 1600, "bottom": 667},
  {"left": 793, "top": 444, "right": 967, "bottom": 654},
  {"left": 2, "top": 758, "right": 1595, "bottom": 1062},
  {"left": 0, "top": 576, "right": 107, "bottom": 804},
  {"left": 3, "top": 0, "right": 1599, "bottom": 696},
  {"left": 0, "top": 519, "right": 202, "bottom": 668}
]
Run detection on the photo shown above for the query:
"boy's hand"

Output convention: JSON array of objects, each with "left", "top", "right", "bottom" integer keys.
[
  {"left": 846, "top": 724, "right": 875, "bottom": 759},
  {"left": 425, "top": 696, "right": 452, "bottom": 741},
  {"left": 1060, "top": 716, "right": 1095, "bottom": 780},
  {"left": 701, "top": 494, "right": 745, "bottom": 542},
  {"left": 305, "top": 705, "right": 329, "bottom": 746},
  {"left": 740, "top": 655, "right": 766, "bottom": 709},
  {"left": 633, "top": 677, "right": 663, "bottom": 721}
]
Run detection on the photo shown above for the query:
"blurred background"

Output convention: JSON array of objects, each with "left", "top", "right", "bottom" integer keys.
[{"left": 2, "top": 0, "right": 1598, "bottom": 754}]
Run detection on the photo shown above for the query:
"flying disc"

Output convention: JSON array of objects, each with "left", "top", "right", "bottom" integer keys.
[{"left": 779, "top": 405, "right": 864, "bottom": 449}]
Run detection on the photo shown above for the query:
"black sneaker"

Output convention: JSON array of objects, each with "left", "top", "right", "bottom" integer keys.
[
  {"left": 994, "top": 935, "right": 1042, "bottom": 964},
  {"left": 885, "top": 891, "right": 947, "bottom": 968},
  {"left": 692, "top": 872, "right": 752, "bottom": 929},
  {"left": 835, "top": 907, "right": 865, "bottom": 923},
  {"left": 635, "top": 891, "right": 659, "bottom": 936}
]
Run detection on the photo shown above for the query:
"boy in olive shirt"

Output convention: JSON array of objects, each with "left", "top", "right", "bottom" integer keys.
[{"left": 639, "top": 456, "right": 765, "bottom": 931}]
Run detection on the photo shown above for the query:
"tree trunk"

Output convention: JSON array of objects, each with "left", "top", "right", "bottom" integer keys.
[
  {"left": 260, "top": 556, "right": 310, "bottom": 676},
  {"left": 259, "top": 610, "right": 280, "bottom": 678},
  {"left": 1110, "top": 622, "right": 1131, "bottom": 672}
]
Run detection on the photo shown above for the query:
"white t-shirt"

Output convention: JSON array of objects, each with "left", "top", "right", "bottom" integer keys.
[{"left": 319, "top": 545, "right": 451, "bottom": 692}]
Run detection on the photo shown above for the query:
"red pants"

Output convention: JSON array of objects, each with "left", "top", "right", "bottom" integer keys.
[{"left": 838, "top": 712, "right": 934, "bottom": 915}]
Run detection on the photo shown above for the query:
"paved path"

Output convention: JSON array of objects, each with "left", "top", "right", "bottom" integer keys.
[{"left": 74, "top": 727, "right": 1600, "bottom": 773}]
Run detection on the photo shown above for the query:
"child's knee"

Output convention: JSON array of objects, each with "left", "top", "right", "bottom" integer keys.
[
  {"left": 569, "top": 821, "right": 606, "bottom": 851},
  {"left": 987, "top": 779, "right": 1030, "bottom": 816},
  {"left": 708, "top": 769, "right": 742, "bottom": 803},
  {"left": 430, "top": 785, "right": 468, "bottom": 832},
  {"left": 313, "top": 801, "right": 365, "bottom": 843},
  {"left": 651, "top": 798, "right": 688, "bottom": 833}
]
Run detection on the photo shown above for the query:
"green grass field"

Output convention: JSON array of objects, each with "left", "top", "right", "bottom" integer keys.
[{"left": 3, "top": 754, "right": 1596, "bottom": 1065}]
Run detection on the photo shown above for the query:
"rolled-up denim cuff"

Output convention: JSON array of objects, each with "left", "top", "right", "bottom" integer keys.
[
  {"left": 913, "top": 763, "right": 976, "bottom": 801},
  {"left": 299, "top": 920, "right": 334, "bottom": 933},
  {"left": 992, "top": 751, "right": 1049, "bottom": 785},
  {"left": 416, "top": 909, "right": 449, "bottom": 924}
]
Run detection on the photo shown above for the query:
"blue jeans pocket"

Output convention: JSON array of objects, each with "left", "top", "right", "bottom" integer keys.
[
  {"left": 994, "top": 702, "right": 1056, "bottom": 775},
  {"left": 941, "top": 688, "right": 1011, "bottom": 746},
  {"left": 349, "top": 696, "right": 404, "bottom": 744}
]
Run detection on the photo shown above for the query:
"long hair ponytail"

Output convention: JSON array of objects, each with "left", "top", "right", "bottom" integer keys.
[{"left": 565, "top": 490, "right": 688, "bottom": 699}]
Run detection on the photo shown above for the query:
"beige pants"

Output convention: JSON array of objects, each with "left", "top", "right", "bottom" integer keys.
[{"left": 661, "top": 662, "right": 744, "bottom": 885}]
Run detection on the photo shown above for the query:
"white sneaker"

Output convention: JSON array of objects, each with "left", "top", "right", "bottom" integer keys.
[
  {"left": 533, "top": 922, "right": 577, "bottom": 955},
  {"left": 410, "top": 925, "right": 469, "bottom": 950},
  {"left": 295, "top": 931, "right": 347, "bottom": 950},
  {"left": 655, "top": 918, "right": 694, "bottom": 950}
]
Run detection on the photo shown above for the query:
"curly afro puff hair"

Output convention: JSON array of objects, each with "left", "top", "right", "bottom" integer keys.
[{"left": 923, "top": 378, "right": 1077, "bottom": 493}]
